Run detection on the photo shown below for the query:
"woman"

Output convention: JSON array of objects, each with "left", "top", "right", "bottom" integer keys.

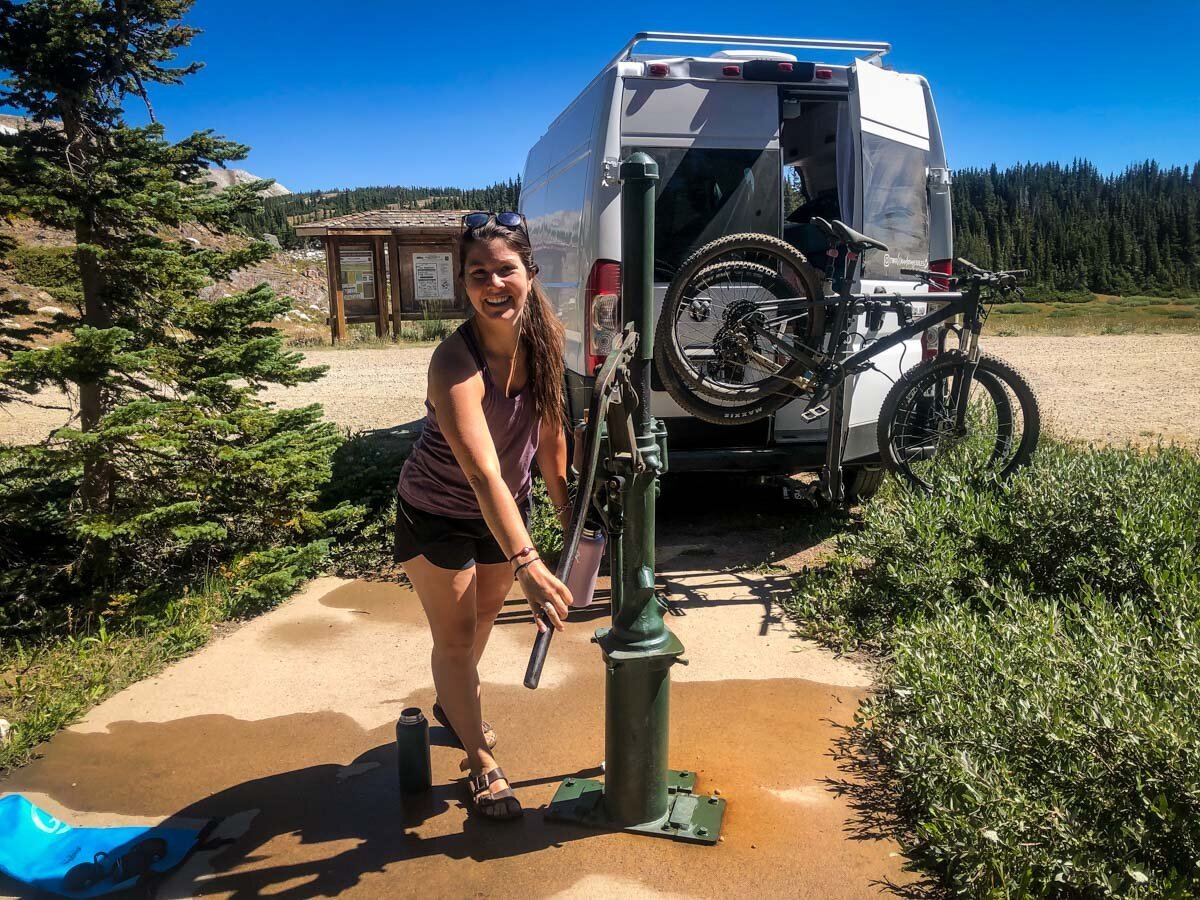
[{"left": 395, "top": 211, "right": 573, "bottom": 821}]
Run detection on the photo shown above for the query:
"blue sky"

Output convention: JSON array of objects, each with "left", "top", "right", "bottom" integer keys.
[{"left": 8, "top": 0, "right": 1200, "bottom": 191}]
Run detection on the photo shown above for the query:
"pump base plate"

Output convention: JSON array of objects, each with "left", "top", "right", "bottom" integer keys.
[{"left": 544, "top": 769, "right": 725, "bottom": 844}]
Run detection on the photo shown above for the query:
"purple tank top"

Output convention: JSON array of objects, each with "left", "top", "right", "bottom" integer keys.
[{"left": 397, "top": 321, "right": 540, "bottom": 518}]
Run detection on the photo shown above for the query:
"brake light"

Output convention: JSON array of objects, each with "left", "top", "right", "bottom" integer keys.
[
  {"left": 648, "top": 63, "right": 668, "bottom": 77},
  {"left": 815, "top": 67, "right": 833, "bottom": 80},
  {"left": 722, "top": 65, "right": 740, "bottom": 77},
  {"left": 778, "top": 62, "right": 794, "bottom": 73},
  {"left": 928, "top": 259, "right": 952, "bottom": 292},
  {"left": 922, "top": 259, "right": 953, "bottom": 360},
  {"left": 585, "top": 260, "right": 620, "bottom": 374}
]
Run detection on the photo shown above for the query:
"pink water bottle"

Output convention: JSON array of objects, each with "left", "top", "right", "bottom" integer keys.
[{"left": 565, "top": 528, "right": 605, "bottom": 609}]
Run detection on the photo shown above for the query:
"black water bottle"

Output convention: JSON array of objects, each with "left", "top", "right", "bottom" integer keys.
[{"left": 396, "top": 707, "right": 432, "bottom": 794}]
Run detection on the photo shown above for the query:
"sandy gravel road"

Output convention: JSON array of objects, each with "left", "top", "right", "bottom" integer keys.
[
  {"left": 985, "top": 335, "right": 1200, "bottom": 447},
  {"left": 2, "top": 336, "right": 1198, "bottom": 447}
]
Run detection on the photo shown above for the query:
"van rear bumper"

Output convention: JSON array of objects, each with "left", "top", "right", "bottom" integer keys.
[{"left": 566, "top": 369, "right": 880, "bottom": 475}]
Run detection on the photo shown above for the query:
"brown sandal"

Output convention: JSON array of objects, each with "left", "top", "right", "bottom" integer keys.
[
  {"left": 432, "top": 700, "right": 498, "bottom": 751},
  {"left": 466, "top": 766, "right": 522, "bottom": 821}
]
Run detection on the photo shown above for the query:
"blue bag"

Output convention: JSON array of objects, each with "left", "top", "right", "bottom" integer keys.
[{"left": 0, "top": 794, "right": 213, "bottom": 897}]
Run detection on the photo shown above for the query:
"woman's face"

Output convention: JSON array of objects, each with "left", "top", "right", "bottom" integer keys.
[{"left": 463, "top": 238, "right": 531, "bottom": 326}]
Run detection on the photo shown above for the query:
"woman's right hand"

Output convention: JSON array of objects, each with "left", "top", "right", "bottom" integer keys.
[{"left": 517, "top": 559, "right": 572, "bottom": 632}]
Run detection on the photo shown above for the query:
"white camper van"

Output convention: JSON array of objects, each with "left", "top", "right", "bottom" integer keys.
[{"left": 520, "top": 32, "right": 953, "bottom": 498}]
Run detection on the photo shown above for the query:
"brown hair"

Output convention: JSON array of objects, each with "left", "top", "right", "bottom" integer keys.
[{"left": 459, "top": 220, "right": 566, "bottom": 423}]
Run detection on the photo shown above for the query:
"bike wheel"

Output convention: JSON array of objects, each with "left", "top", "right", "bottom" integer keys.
[
  {"left": 654, "top": 233, "right": 825, "bottom": 409},
  {"left": 877, "top": 352, "right": 1040, "bottom": 492}
]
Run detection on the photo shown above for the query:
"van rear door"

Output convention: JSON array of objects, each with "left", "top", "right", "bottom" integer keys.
[
  {"left": 850, "top": 60, "right": 932, "bottom": 287},
  {"left": 775, "top": 61, "right": 933, "bottom": 456}
]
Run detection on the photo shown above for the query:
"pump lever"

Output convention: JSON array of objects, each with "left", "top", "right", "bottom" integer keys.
[{"left": 524, "top": 328, "right": 639, "bottom": 689}]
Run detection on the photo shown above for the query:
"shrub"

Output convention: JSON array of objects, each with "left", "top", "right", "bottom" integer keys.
[
  {"left": 3, "top": 245, "right": 81, "bottom": 306},
  {"left": 995, "top": 303, "right": 1038, "bottom": 315},
  {"left": 786, "top": 443, "right": 1200, "bottom": 896}
]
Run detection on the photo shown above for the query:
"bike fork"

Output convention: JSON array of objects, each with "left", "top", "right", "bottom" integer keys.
[{"left": 952, "top": 300, "right": 985, "bottom": 431}]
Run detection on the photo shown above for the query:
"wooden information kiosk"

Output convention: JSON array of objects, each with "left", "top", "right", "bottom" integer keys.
[{"left": 295, "top": 209, "right": 472, "bottom": 342}]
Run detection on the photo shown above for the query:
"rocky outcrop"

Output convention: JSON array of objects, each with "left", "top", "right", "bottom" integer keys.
[{"left": 204, "top": 167, "right": 291, "bottom": 198}]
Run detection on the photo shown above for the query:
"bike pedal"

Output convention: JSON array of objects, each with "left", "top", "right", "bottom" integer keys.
[{"left": 800, "top": 404, "right": 829, "bottom": 422}]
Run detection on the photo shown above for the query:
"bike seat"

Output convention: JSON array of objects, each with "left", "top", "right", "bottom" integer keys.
[
  {"left": 830, "top": 220, "right": 889, "bottom": 254},
  {"left": 810, "top": 217, "right": 839, "bottom": 242}
]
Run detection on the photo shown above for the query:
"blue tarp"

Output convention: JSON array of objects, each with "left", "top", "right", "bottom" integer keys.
[{"left": 0, "top": 794, "right": 211, "bottom": 897}]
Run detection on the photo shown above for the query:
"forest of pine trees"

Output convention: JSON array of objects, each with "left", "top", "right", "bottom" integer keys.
[
  {"left": 952, "top": 160, "right": 1200, "bottom": 295},
  {"left": 244, "top": 160, "right": 1200, "bottom": 296},
  {"left": 240, "top": 178, "right": 521, "bottom": 248}
]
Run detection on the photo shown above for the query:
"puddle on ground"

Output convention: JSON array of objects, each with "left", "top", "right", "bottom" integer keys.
[
  {"left": 319, "top": 579, "right": 427, "bottom": 625},
  {"left": 1, "top": 671, "right": 908, "bottom": 898}
]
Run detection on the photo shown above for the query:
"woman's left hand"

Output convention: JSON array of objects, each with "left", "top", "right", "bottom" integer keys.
[{"left": 516, "top": 558, "right": 572, "bottom": 631}]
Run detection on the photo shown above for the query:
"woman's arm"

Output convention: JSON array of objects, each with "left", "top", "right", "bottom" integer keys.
[
  {"left": 428, "top": 339, "right": 572, "bottom": 626},
  {"left": 535, "top": 415, "right": 570, "bottom": 530}
]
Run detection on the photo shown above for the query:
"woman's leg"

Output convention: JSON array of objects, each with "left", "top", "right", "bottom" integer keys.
[
  {"left": 403, "top": 554, "right": 509, "bottom": 796},
  {"left": 472, "top": 561, "right": 514, "bottom": 665}
]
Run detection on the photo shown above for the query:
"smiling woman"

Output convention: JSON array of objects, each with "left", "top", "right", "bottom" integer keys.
[{"left": 392, "top": 214, "right": 571, "bottom": 822}]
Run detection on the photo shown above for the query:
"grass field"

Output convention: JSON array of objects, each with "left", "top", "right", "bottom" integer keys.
[{"left": 988, "top": 295, "right": 1200, "bottom": 335}]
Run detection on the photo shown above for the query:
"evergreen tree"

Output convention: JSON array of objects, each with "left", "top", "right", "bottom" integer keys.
[
  {"left": 952, "top": 159, "right": 1200, "bottom": 295},
  {"left": 0, "top": 0, "right": 352, "bottom": 630}
]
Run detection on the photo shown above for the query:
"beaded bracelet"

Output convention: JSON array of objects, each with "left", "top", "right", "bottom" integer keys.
[
  {"left": 508, "top": 545, "right": 536, "bottom": 564},
  {"left": 513, "top": 556, "right": 540, "bottom": 578}
]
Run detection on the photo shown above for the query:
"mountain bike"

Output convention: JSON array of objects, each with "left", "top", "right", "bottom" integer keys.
[{"left": 653, "top": 217, "right": 1041, "bottom": 500}]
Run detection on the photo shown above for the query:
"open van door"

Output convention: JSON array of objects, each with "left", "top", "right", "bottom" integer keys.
[{"left": 849, "top": 60, "right": 932, "bottom": 283}]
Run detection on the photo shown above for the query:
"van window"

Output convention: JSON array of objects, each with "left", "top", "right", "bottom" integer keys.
[
  {"left": 629, "top": 147, "right": 781, "bottom": 276},
  {"left": 860, "top": 134, "right": 929, "bottom": 278}
]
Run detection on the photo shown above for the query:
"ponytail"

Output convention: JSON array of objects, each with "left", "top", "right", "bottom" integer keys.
[{"left": 520, "top": 278, "right": 566, "bottom": 424}]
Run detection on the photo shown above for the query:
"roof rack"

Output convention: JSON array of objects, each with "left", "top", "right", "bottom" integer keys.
[{"left": 610, "top": 32, "right": 891, "bottom": 68}]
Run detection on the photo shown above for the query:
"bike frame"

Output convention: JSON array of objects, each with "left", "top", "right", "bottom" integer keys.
[{"left": 741, "top": 269, "right": 987, "bottom": 502}]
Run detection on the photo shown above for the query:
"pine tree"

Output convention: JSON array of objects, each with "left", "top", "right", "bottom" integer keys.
[{"left": 0, "top": 0, "right": 353, "bottom": 630}]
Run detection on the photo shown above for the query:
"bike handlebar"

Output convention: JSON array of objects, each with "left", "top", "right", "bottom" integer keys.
[{"left": 899, "top": 263, "right": 1026, "bottom": 292}]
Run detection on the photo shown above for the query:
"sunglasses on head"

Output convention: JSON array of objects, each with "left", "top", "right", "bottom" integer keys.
[{"left": 461, "top": 211, "right": 527, "bottom": 232}]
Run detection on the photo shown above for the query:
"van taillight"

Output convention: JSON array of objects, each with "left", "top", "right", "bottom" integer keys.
[
  {"left": 722, "top": 65, "right": 740, "bottom": 77},
  {"left": 648, "top": 63, "right": 669, "bottom": 77},
  {"left": 586, "top": 260, "right": 620, "bottom": 374},
  {"left": 928, "top": 259, "right": 952, "bottom": 292},
  {"left": 922, "top": 259, "right": 953, "bottom": 360}
]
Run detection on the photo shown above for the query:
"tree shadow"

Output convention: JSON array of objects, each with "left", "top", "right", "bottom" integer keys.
[{"left": 159, "top": 742, "right": 608, "bottom": 898}]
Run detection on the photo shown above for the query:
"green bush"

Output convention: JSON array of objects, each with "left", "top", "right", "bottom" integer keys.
[
  {"left": 3, "top": 245, "right": 81, "bottom": 306},
  {"left": 859, "top": 586, "right": 1200, "bottom": 896},
  {"left": 1047, "top": 307, "right": 1082, "bottom": 318},
  {"left": 995, "top": 303, "right": 1038, "bottom": 315},
  {"left": 1020, "top": 289, "right": 1094, "bottom": 304},
  {"left": 1168, "top": 309, "right": 1198, "bottom": 319},
  {"left": 786, "top": 443, "right": 1200, "bottom": 896}
]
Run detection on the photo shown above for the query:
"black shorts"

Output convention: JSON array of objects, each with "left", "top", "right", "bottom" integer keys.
[{"left": 394, "top": 494, "right": 531, "bottom": 571}]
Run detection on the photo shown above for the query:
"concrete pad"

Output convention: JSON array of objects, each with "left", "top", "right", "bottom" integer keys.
[{"left": 1, "top": 572, "right": 908, "bottom": 898}]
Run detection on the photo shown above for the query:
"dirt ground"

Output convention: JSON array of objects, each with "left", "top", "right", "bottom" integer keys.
[
  {"left": 0, "top": 568, "right": 909, "bottom": 898},
  {"left": 2, "top": 336, "right": 1199, "bottom": 447}
]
